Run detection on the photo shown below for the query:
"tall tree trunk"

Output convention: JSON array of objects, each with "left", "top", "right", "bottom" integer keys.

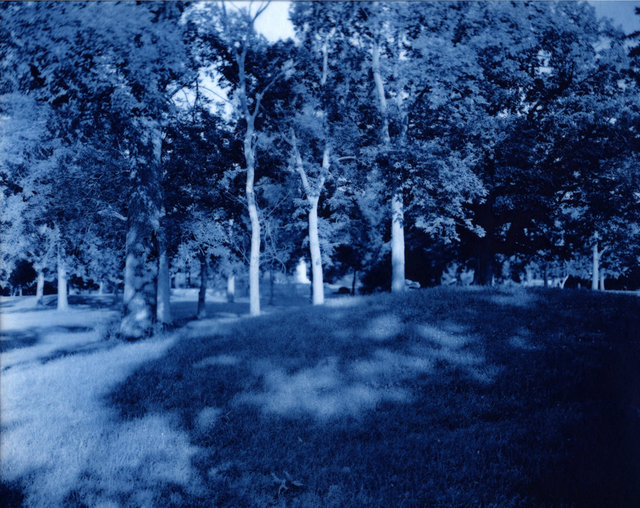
[
  {"left": 36, "top": 270, "right": 44, "bottom": 305},
  {"left": 292, "top": 133, "right": 328, "bottom": 306},
  {"left": 98, "top": 280, "right": 104, "bottom": 295},
  {"left": 120, "top": 120, "right": 164, "bottom": 339},
  {"left": 592, "top": 240, "right": 599, "bottom": 290},
  {"left": 372, "top": 40, "right": 405, "bottom": 293},
  {"left": 599, "top": 272, "right": 605, "bottom": 291},
  {"left": 308, "top": 196, "right": 325, "bottom": 305},
  {"left": 245, "top": 135, "right": 261, "bottom": 316},
  {"left": 197, "top": 256, "right": 207, "bottom": 319},
  {"left": 57, "top": 249, "right": 68, "bottom": 311},
  {"left": 152, "top": 124, "right": 171, "bottom": 325},
  {"left": 226, "top": 273, "right": 235, "bottom": 303}
]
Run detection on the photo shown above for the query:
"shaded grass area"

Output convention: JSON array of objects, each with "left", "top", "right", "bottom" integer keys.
[
  {"left": 105, "top": 288, "right": 639, "bottom": 507},
  {"left": 2, "top": 288, "right": 639, "bottom": 507}
]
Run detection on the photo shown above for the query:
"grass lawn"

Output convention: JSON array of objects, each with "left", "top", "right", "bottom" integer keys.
[{"left": 1, "top": 287, "right": 639, "bottom": 507}]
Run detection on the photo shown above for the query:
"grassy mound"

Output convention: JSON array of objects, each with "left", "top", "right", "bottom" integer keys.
[{"left": 2, "top": 287, "right": 639, "bottom": 507}]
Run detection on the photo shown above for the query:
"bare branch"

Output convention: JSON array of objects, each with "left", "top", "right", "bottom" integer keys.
[{"left": 98, "top": 209, "right": 127, "bottom": 222}]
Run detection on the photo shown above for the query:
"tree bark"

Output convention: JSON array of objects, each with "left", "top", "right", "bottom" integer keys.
[
  {"left": 36, "top": 270, "right": 45, "bottom": 305},
  {"left": 197, "top": 256, "right": 207, "bottom": 319},
  {"left": 308, "top": 196, "right": 325, "bottom": 305},
  {"left": 292, "top": 133, "right": 327, "bottom": 305},
  {"left": 156, "top": 242, "right": 171, "bottom": 324},
  {"left": 57, "top": 249, "right": 68, "bottom": 311},
  {"left": 372, "top": 39, "right": 405, "bottom": 293},
  {"left": 226, "top": 273, "right": 235, "bottom": 303},
  {"left": 120, "top": 214, "right": 156, "bottom": 339},
  {"left": 599, "top": 272, "right": 605, "bottom": 291},
  {"left": 247, "top": 168, "right": 261, "bottom": 316},
  {"left": 352, "top": 268, "right": 358, "bottom": 295},
  {"left": 391, "top": 192, "right": 405, "bottom": 292},
  {"left": 592, "top": 240, "right": 599, "bottom": 290},
  {"left": 152, "top": 123, "right": 171, "bottom": 325}
]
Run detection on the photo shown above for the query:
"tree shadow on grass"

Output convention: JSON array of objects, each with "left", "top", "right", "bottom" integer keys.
[
  {"left": 97, "top": 288, "right": 640, "bottom": 506},
  {"left": 0, "top": 295, "right": 117, "bottom": 314}
]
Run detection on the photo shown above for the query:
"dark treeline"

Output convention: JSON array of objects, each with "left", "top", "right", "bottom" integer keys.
[{"left": 1, "top": 2, "right": 639, "bottom": 337}]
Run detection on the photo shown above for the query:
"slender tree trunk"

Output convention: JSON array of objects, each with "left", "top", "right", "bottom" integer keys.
[
  {"left": 308, "top": 196, "right": 325, "bottom": 305},
  {"left": 372, "top": 40, "right": 405, "bottom": 292},
  {"left": 36, "top": 270, "right": 44, "bottom": 305},
  {"left": 560, "top": 274, "right": 569, "bottom": 289},
  {"left": 245, "top": 136, "right": 261, "bottom": 316},
  {"left": 226, "top": 273, "right": 235, "bottom": 303},
  {"left": 269, "top": 267, "right": 275, "bottom": 305},
  {"left": 543, "top": 263, "right": 548, "bottom": 288},
  {"left": 352, "top": 268, "right": 358, "bottom": 296},
  {"left": 391, "top": 192, "right": 405, "bottom": 292},
  {"left": 197, "top": 256, "right": 207, "bottom": 319},
  {"left": 18, "top": 286, "right": 23, "bottom": 297},
  {"left": 152, "top": 122, "right": 171, "bottom": 325},
  {"left": 599, "top": 272, "right": 605, "bottom": 291},
  {"left": 57, "top": 249, "right": 68, "bottom": 311},
  {"left": 98, "top": 280, "right": 104, "bottom": 295},
  {"left": 156, "top": 242, "right": 171, "bottom": 324},
  {"left": 592, "top": 241, "right": 599, "bottom": 290}
]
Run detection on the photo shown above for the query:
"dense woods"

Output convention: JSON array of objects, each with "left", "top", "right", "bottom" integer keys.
[{"left": 2, "top": 1, "right": 639, "bottom": 338}]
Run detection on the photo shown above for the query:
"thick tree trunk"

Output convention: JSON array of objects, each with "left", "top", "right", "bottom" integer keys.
[
  {"left": 120, "top": 120, "right": 164, "bottom": 339},
  {"left": 36, "top": 270, "right": 44, "bottom": 305},
  {"left": 226, "top": 273, "right": 235, "bottom": 303},
  {"left": 120, "top": 217, "right": 156, "bottom": 339},
  {"left": 592, "top": 241, "right": 599, "bottom": 290},
  {"left": 308, "top": 196, "right": 325, "bottom": 305},
  {"left": 197, "top": 256, "right": 207, "bottom": 319},
  {"left": 57, "top": 250, "right": 68, "bottom": 310}
]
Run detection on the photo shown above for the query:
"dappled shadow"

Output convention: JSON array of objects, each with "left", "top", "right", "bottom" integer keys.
[
  {"left": 0, "top": 294, "right": 117, "bottom": 314},
  {"left": 104, "top": 287, "right": 640, "bottom": 505},
  {"left": 1, "top": 325, "right": 100, "bottom": 357},
  {"left": 171, "top": 300, "right": 250, "bottom": 322},
  {"left": 0, "top": 329, "right": 40, "bottom": 353},
  {"left": 6, "top": 287, "right": 639, "bottom": 506}
]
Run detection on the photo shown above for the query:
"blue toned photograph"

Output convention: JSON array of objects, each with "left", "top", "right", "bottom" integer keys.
[{"left": 1, "top": 1, "right": 639, "bottom": 506}]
